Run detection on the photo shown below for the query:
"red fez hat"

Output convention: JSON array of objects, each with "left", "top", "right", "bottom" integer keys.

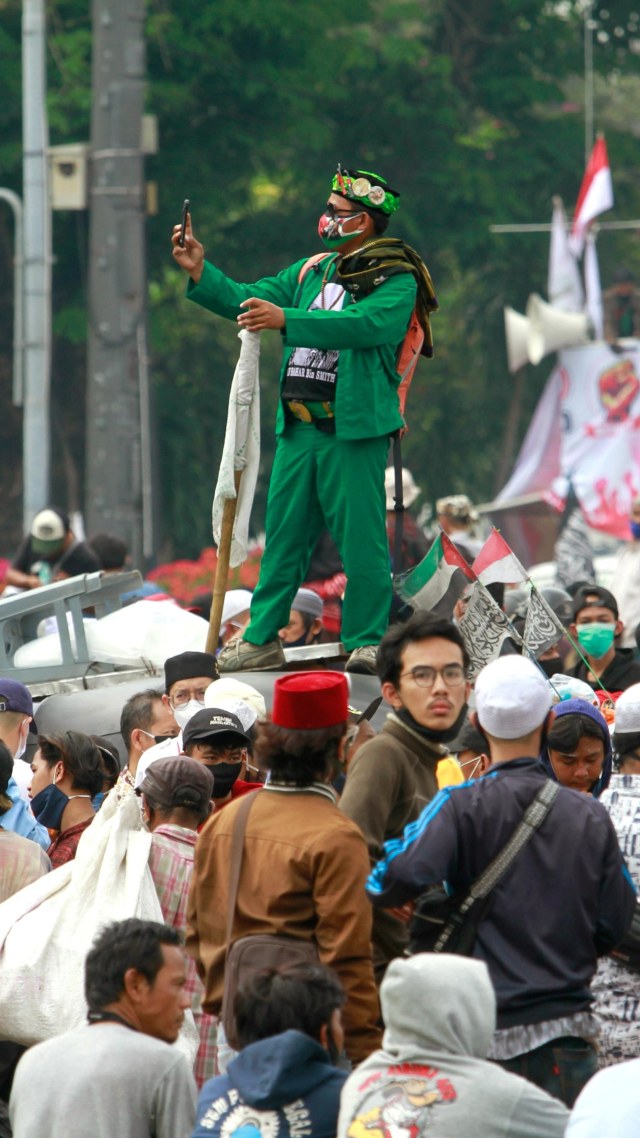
[{"left": 271, "top": 671, "right": 349, "bottom": 729}]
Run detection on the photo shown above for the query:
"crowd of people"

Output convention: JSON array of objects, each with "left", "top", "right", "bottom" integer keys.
[
  {"left": 0, "top": 521, "right": 639, "bottom": 1135},
  {"left": 2, "top": 159, "right": 640, "bottom": 1136}
]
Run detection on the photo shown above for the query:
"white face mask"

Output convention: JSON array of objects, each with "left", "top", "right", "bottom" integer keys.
[
  {"left": 14, "top": 720, "right": 29, "bottom": 762},
  {"left": 173, "top": 700, "right": 206, "bottom": 731}
]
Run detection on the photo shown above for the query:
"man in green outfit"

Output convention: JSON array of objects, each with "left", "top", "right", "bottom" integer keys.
[{"left": 172, "top": 165, "right": 436, "bottom": 675}]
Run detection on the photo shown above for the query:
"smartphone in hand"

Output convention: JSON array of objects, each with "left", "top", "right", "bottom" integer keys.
[{"left": 179, "top": 199, "right": 190, "bottom": 248}]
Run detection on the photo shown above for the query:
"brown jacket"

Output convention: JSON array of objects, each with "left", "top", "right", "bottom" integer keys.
[
  {"left": 186, "top": 784, "right": 381, "bottom": 1064},
  {"left": 339, "top": 713, "right": 446, "bottom": 975}
]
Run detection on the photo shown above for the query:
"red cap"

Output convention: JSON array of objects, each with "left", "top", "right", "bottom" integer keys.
[{"left": 271, "top": 671, "right": 349, "bottom": 729}]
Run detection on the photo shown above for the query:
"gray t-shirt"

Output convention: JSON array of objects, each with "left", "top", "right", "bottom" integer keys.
[{"left": 10, "top": 1022, "right": 197, "bottom": 1138}]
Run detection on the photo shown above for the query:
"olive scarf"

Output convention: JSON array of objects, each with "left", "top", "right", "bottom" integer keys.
[{"left": 335, "top": 237, "right": 439, "bottom": 357}]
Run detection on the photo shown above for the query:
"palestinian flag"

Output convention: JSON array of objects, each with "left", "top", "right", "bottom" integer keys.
[
  {"left": 472, "top": 529, "right": 527, "bottom": 586},
  {"left": 397, "top": 532, "right": 475, "bottom": 617}
]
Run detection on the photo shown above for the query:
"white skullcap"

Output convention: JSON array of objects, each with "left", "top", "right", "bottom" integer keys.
[
  {"left": 205, "top": 696, "right": 257, "bottom": 733},
  {"left": 384, "top": 467, "right": 420, "bottom": 510},
  {"left": 204, "top": 677, "right": 266, "bottom": 722},
  {"left": 475, "top": 656, "right": 552, "bottom": 740},
  {"left": 221, "top": 589, "right": 252, "bottom": 626},
  {"left": 613, "top": 683, "right": 640, "bottom": 734}
]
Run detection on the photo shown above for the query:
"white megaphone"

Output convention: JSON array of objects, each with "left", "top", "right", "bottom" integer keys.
[
  {"left": 526, "top": 293, "right": 592, "bottom": 365},
  {"left": 503, "top": 307, "right": 531, "bottom": 373}
]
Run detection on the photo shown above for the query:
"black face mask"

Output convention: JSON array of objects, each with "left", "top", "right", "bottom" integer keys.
[
  {"left": 538, "top": 656, "right": 563, "bottom": 679},
  {"left": 208, "top": 761, "right": 242, "bottom": 799},
  {"left": 30, "top": 783, "right": 69, "bottom": 829},
  {"left": 395, "top": 704, "right": 469, "bottom": 745}
]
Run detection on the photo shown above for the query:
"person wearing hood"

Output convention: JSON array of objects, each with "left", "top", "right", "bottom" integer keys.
[
  {"left": 340, "top": 612, "right": 469, "bottom": 978},
  {"left": 192, "top": 962, "right": 347, "bottom": 1138},
  {"left": 540, "top": 698, "right": 612, "bottom": 797},
  {"left": 338, "top": 954, "right": 569, "bottom": 1138},
  {"left": 368, "top": 656, "right": 636, "bottom": 1105},
  {"left": 589, "top": 682, "right": 640, "bottom": 1066}
]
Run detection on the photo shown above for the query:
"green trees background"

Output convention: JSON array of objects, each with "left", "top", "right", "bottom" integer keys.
[{"left": 1, "top": 0, "right": 639, "bottom": 560}]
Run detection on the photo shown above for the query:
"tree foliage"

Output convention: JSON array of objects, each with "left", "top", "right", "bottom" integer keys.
[{"left": 0, "top": 0, "right": 639, "bottom": 558}]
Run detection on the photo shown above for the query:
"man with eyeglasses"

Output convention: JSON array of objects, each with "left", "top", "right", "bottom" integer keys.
[
  {"left": 116, "top": 688, "right": 180, "bottom": 799},
  {"left": 340, "top": 611, "right": 470, "bottom": 976},
  {"left": 134, "top": 652, "right": 218, "bottom": 790},
  {"left": 173, "top": 164, "right": 437, "bottom": 678}
]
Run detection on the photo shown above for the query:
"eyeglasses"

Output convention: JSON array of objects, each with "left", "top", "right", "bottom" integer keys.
[
  {"left": 399, "top": 664, "right": 466, "bottom": 688},
  {"left": 325, "top": 203, "right": 361, "bottom": 219},
  {"left": 169, "top": 688, "right": 209, "bottom": 709}
]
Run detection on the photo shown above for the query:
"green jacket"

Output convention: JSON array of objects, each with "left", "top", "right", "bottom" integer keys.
[{"left": 186, "top": 253, "right": 416, "bottom": 440}]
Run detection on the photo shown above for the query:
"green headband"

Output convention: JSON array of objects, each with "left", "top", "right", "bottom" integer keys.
[{"left": 332, "top": 165, "right": 400, "bottom": 217}]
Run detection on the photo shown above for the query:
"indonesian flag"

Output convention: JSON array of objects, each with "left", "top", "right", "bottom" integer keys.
[
  {"left": 472, "top": 529, "right": 527, "bottom": 586},
  {"left": 570, "top": 136, "right": 614, "bottom": 257},
  {"left": 397, "top": 531, "right": 475, "bottom": 617}
]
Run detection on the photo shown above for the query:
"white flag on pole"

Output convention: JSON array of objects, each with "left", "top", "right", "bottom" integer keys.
[
  {"left": 584, "top": 231, "right": 604, "bottom": 340},
  {"left": 547, "top": 196, "right": 583, "bottom": 312},
  {"left": 570, "top": 136, "right": 614, "bottom": 257},
  {"left": 211, "top": 330, "right": 261, "bottom": 568}
]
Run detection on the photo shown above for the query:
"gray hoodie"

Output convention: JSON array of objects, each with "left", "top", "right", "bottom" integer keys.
[{"left": 337, "top": 955, "right": 568, "bottom": 1138}]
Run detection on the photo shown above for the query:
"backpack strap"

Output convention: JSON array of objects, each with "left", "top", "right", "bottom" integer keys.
[
  {"left": 224, "top": 791, "right": 259, "bottom": 956},
  {"left": 297, "top": 252, "right": 331, "bottom": 284}
]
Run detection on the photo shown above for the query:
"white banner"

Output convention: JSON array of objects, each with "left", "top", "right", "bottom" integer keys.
[{"left": 498, "top": 340, "right": 640, "bottom": 541}]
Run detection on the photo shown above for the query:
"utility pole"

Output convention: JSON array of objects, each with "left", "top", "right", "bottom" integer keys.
[
  {"left": 22, "top": 0, "right": 51, "bottom": 530},
  {"left": 85, "top": 0, "right": 152, "bottom": 567}
]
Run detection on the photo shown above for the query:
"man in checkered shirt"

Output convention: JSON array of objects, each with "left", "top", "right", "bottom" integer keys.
[{"left": 137, "top": 756, "right": 216, "bottom": 1086}]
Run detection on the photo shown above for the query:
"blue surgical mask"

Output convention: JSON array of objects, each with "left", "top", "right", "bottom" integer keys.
[{"left": 630, "top": 521, "right": 640, "bottom": 540}]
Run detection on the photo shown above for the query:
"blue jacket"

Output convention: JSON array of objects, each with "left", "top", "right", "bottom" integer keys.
[
  {"left": 3, "top": 778, "right": 50, "bottom": 851},
  {"left": 541, "top": 697, "right": 613, "bottom": 796},
  {"left": 191, "top": 1030, "right": 347, "bottom": 1138},
  {"left": 367, "top": 757, "right": 636, "bottom": 1029}
]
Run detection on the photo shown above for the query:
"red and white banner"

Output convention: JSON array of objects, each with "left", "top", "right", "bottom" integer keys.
[
  {"left": 497, "top": 342, "right": 640, "bottom": 541},
  {"left": 570, "top": 136, "right": 614, "bottom": 257}
]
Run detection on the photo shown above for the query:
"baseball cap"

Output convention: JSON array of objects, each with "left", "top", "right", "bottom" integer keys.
[
  {"left": 475, "top": 656, "right": 553, "bottom": 740},
  {"left": 137, "top": 756, "right": 214, "bottom": 812},
  {"left": 204, "top": 678, "right": 266, "bottom": 722},
  {"left": 182, "top": 708, "right": 250, "bottom": 750},
  {"left": 272, "top": 671, "right": 349, "bottom": 729},
  {"left": 30, "top": 508, "right": 68, "bottom": 555},
  {"left": 571, "top": 584, "right": 619, "bottom": 621},
  {"left": 0, "top": 679, "right": 33, "bottom": 719}
]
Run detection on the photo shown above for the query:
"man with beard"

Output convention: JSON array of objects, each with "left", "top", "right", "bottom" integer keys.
[{"left": 339, "top": 612, "right": 470, "bottom": 976}]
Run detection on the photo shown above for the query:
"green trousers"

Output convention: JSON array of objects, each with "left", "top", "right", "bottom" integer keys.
[{"left": 245, "top": 422, "right": 391, "bottom": 651}]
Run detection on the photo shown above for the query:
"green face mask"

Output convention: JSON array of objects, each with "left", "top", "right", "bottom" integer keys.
[{"left": 577, "top": 622, "right": 616, "bottom": 659}]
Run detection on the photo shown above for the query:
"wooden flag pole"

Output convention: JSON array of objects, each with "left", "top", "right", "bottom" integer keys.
[{"left": 206, "top": 469, "right": 242, "bottom": 654}]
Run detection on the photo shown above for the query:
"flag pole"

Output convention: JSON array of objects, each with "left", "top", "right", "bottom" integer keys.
[{"left": 206, "top": 469, "right": 242, "bottom": 655}]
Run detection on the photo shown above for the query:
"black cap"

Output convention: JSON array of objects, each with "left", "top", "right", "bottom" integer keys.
[
  {"left": 164, "top": 651, "right": 218, "bottom": 692},
  {"left": 571, "top": 584, "right": 619, "bottom": 621},
  {"left": 182, "top": 707, "right": 250, "bottom": 750}
]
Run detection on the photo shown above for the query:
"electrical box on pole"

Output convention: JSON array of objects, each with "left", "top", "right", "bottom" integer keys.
[{"left": 85, "top": 0, "right": 154, "bottom": 568}]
